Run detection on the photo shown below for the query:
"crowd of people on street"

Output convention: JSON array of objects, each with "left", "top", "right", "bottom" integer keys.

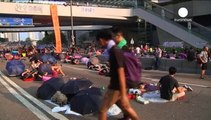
[{"left": 1, "top": 27, "right": 209, "bottom": 120}]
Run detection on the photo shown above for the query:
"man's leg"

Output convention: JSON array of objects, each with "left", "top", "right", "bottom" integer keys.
[
  {"left": 171, "top": 92, "right": 185, "bottom": 101},
  {"left": 117, "top": 96, "right": 140, "bottom": 120},
  {"left": 201, "top": 69, "right": 205, "bottom": 79},
  {"left": 99, "top": 89, "right": 121, "bottom": 120},
  {"left": 200, "top": 63, "right": 207, "bottom": 79},
  {"left": 154, "top": 57, "right": 158, "bottom": 70}
]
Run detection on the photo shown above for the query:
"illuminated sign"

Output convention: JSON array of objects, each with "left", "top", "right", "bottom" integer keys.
[{"left": 0, "top": 17, "right": 33, "bottom": 26}]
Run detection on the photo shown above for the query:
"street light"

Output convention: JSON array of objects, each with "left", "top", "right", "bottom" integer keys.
[
  {"left": 136, "top": 17, "right": 142, "bottom": 33},
  {"left": 63, "top": 0, "right": 75, "bottom": 46}
]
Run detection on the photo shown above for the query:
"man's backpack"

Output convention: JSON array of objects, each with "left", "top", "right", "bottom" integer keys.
[{"left": 123, "top": 52, "right": 141, "bottom": 88}]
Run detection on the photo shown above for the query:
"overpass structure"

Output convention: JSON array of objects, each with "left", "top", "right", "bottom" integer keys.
[{"left": 0, "top": 1, "right": 210, "bottom": 48}]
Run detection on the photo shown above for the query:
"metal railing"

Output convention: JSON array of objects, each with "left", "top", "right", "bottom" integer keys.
[
  {"left": 141, "top": 0, "right": 211, "bottom": 44},
  {"left": 11, "top": 0, "right": 138, "bottom": 8}
]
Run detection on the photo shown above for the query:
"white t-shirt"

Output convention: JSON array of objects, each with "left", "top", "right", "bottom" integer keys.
[
  {"left": 200, "top": 51, "right": 208, "bottom": 63},
  {"left": 136, "top": 47, "right": 141, "bottom": 54},
  {"left": 155, "top": 48, "right": 162, "bottom": 58}
]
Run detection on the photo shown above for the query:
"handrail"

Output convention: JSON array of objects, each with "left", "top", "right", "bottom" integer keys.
[
  {"left": 145, "top": 0, "right": 211, "bottom": 29},
  {"left": 143, "top": 0, "right": 211, "bottom": 42},
  {"left": 146, "top": 1, "right": 174, "bottom": 15},
  {"left": 191, "top": 21, "right": 211, "bottom": 32}
]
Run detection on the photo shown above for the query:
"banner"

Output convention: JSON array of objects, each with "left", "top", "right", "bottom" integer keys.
[
  {"left": 50, "top": 5, "right": 61, "bottom": 53},
  {"left": 0, "top": 17, "right": 33, "bottom": 26}
]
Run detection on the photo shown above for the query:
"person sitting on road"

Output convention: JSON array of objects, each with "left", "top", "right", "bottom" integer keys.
[
  {"left": 157, "top": 66, "right": 192, "bottom": 101},
  {"left": 21, "top": 60, "right": 41, "bottom": 79},
  {"left": 51, "top": 63, "right": 65, "bottom": 77}
]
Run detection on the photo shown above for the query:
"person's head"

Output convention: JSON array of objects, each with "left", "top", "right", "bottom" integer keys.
[
  {"left": 96, "top": 30, "right": 113, "bottom": 48},
  {"left": 112, "top": 27, "right": 125, "bottom": 44},
  {"left": 169, "top": 66, "right": 177, "bottom": 75},
  {"left": 203, "top": 46, "right": 209, "bottom": 52}
]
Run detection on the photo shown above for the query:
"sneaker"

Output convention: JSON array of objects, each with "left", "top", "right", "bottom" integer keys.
[
  {"left": 183, "top": 85, "right": 193, "bottom": 91},
  {"left": 183, "top": 85, "right": 188, "bottom": 89},
  {"left": 187, "top": 86, "right": 193, "bottom": 91}
]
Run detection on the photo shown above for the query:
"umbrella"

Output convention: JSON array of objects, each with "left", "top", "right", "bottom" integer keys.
[
  {"left": 79, "top": 87, "right": 102, "bottom": 96},
  {"left": 36, "top": 83, "right": 57, "bottom": 100},
  {"left": 4, "top": 53, "right": 13, "bottom": 60},
  {"left": 38, "top": 63, "right": 53, "bottom": 75},
  {"left": 30, "top": 53, "right": 43, "bottom": 62},
  {"left": 81, "top": 57, "right": 89, "bottom": 64},
  {"left": 70, "top": 92, "right": 102, "bottom": 115},
  {"left": 37, "top": 45, "right": 46, "bottom": 50},
  {"left": 59, "top": 53, "right": 66, "bottom": 60},
  {"left": 41, "top": 54, "right": 57, "bottom": 63},
  {"left": 89, "top": 57, "right": 100, "bottom": 65},
  {"left": 43, "top": 77, "right": 65, "bottom": 90},
  {"left": 61, "top": 78, "right": 93, "bottom": 94},
  {"left": 72, "top": 54, "right": 82, "bottom": 59},
  {"left": 36, "top": 77, "right": 65, "bottom": 100},
  {"left": 6, "top": 60, "right": 25, "bottom": 76}
]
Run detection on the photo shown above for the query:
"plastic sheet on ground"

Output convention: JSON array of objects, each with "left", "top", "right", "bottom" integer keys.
[
  {"left": 142, "top": 91, "right": 169, "bottom": 103},
  {"left": 45, "top": 100, "right": 82, "bottom": 116},
  {"left": 107, "top": 104, "right": 122, "bottom": 116},
  {"left": 45, "top": 100, "right": 121, "bottom": 116}
]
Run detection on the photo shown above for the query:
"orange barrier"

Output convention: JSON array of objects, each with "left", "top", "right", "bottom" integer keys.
[{"left": 50, "top": 5, "right": 62, "bottom": 53}]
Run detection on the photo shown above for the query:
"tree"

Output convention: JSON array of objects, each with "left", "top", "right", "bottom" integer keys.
[
  {"left": 0, "top": 37, "right": 7, "bottom": 42},
  {"left": 37, "top": 32, "right": 67, "bottom": 46},
  {"left": 25, "top": 37, "right": 31, "bottom": 42}
]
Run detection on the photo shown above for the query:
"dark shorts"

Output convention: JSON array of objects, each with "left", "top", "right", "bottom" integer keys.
[
  {"left": 126, "top": 80, "right": 140, "bottom": 89},
  {"left": 201, "top": 63, "right": 208, "bottom": 70}
]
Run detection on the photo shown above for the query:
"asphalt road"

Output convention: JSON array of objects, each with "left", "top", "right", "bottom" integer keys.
[{"left": 0, "top": 60, "right": 211, "bottom": 120}]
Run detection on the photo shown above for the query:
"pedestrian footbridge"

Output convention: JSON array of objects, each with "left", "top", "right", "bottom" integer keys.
[{"left": 0, "top": 1, "right": 210, "bottom": 48}]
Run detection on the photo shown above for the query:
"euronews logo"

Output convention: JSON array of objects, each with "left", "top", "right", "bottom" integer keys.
[{"left": 174, "top": 7, "right": 192, "bottom": 22}]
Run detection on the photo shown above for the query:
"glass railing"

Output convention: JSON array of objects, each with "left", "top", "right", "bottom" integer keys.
[
  {"left": 5, "top": 0, "right": 138, "bottom": 8},
  {"left": 138, "top": 0, "right": 211, "bottom": 44}
]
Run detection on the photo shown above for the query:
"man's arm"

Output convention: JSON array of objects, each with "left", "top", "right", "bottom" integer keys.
[
  {"left": 157, "top": 82, "right": 161, "bottom": 90},
  {"left": 199, "top": 52, "right": 206, "bottom": 63},
  {"left": 175, "top": 80, "right": 183, "bottom": 93}
]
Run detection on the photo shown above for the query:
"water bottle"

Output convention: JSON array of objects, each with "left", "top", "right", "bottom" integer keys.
[
  {"left": 101, "top": 86, "right": 106, "bottom": 92},
  {"left": 136, "top": 95, "right": 149, "bottom": 104}
]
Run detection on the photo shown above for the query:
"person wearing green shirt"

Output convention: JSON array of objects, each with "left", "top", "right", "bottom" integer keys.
[{"left": 112, "top": 27, "right": 128, "bottom": 50}]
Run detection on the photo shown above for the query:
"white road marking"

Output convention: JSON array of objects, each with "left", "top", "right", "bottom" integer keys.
[
  {"left": 142, "top": 77, "right": 211, "bottom": 88},
  {"left": 64, "top": 65, "right": 211, "bottom": 89},
  {"left": 0, "top": 77, "right": 51, "bottom": 120},
  {"left": 63, "top": 65, "right": 98, "bottom": 73},
  {"left": 0, "top": 71, "right": 69, "bottom": 120}
]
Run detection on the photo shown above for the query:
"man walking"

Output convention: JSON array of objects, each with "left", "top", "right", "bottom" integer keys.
[
  {"left": 96, "top": 30, "right": 140, "bottom": 120},
  {"left": 113, "top": 27, "right": 141, "bottom": 120},
  {"left": 198, "top": 46, "right": 209, "bottom": 79}
]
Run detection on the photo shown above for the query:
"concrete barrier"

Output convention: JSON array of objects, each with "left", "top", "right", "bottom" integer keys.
[
  {"left": 140, "top": 57, "right": 154, "bottom": 69},
  {"left": 140, "top": 57, "right": 211, "bottom": 75}
]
